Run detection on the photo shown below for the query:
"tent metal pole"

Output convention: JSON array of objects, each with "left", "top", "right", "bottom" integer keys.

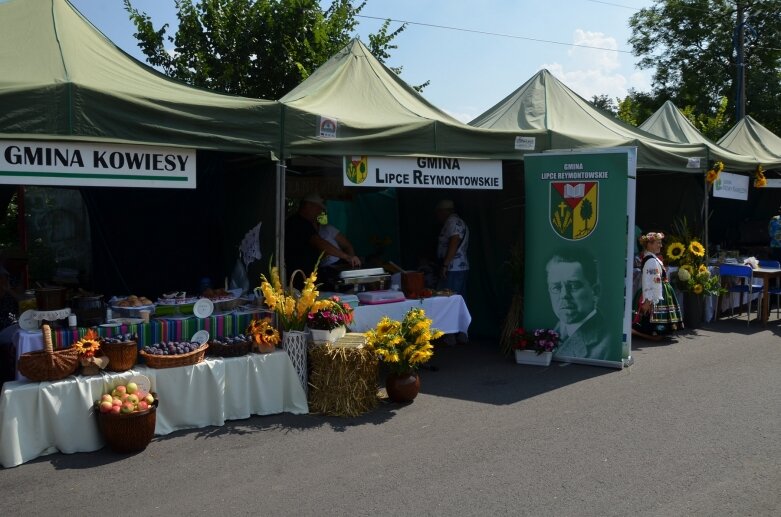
[
  {"left": 276, "top": 160, "right": 286, "bottom": 282},
  {"left": 704, "top": 150, "right": 710, "bottom": 258}
]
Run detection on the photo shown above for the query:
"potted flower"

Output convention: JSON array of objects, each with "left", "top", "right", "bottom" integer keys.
[
  {"left": 307, "top": 296, "right": 354, "bottom": 345},
  {"left": 365, "top": 307, "right": 443, "bottom": 403},
  {"left": 511, "top": 327, "right": 559, "bottom": 366},
  {"left": 246, "top": 317, "right": 280, "bottom": 353}
]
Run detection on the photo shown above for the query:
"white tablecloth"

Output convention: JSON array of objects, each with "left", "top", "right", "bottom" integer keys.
[
  {"left": 0, "top": 351, "right": 308, "bottom": 468},
  {"left": 350, "top": 295, "right": 471, "bottom": 335}
]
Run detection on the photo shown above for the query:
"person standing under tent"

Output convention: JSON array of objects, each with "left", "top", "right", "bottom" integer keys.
[
  {"left": 435, "top": 199, "right": 469, "bottom": 296},
  {"left": 632, "top": 232, "right": 683, "bottom": 340},
  {"left": 769, "top": 206, "right": 781, "bottom": 262}
]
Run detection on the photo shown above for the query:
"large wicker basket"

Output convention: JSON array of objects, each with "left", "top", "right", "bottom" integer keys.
[
  {"left": 95, "top": 398, "right": 158, "bottom": 453},
  {"left": 207, "top": 339, "right": 250, "bottom": 358},
  {"left": 139, "top": 343, "right": 209, "bottom": 369},
  {"left": 18, "top": 347, "right": 80, "bottom": 381},
  {"left": 102, "top": 340, "right": 138, "bottom": 372}
]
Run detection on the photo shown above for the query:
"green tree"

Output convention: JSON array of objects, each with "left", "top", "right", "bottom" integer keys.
[
  {"left": 124, "top": 0, "right": 420, "bottom": 99},
  {"left": 629, "top": 0, "right": 781, "bottom": 134},
  {"left": 616, "top": 89, "right": 659, "bottom": 126},
  {"left": 590, "top": 94, "right": 618, "bottom": 116}
]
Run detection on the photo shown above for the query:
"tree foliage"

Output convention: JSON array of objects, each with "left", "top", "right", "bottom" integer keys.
[
  {"left": 123, "top": 0, "right": 421, "bottom": 99},
  {"left": 628, "top": 0, "right": 781, "bottom": 134}
]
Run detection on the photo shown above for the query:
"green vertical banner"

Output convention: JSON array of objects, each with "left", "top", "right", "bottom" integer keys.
[{"left": 524, "top": 148, "right": 636, "bottom": 368}]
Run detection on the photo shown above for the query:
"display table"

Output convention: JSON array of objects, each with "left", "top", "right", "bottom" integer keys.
[
  {"left": 350, "top": 295, "right": 471, "bottom": 335},
  {"left": 13, "top": 310, "right": 270, "bottom": 380},
  {"left": 0, "top": 351, "right": 308, "bottom": 468}
]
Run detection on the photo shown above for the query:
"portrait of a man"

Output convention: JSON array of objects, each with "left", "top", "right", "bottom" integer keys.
[{"left": 545, "top": 250, "right": 612, "bottom": 360}]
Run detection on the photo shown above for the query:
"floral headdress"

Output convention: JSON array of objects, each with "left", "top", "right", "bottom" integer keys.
[{"left": 638, "top": 232, "right": 665, "bottom": 244}]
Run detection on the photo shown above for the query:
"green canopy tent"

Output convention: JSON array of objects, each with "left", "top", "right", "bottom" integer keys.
[
  {"left": 0, "top": 0, "right": 283, "bottom": 294},
  {"left": 469, "top": 70, "right": 756, "bottom": 244},
  {"left": 279, "top": 39, "right": 545, "bottom": 338},
  {"left": 639, "top": 101, "right": 766, "bottom": 251},
  {"left": 280, "top": 38, "right": 545, "bottom": 160},
  {"left": 718, "top": 116, "right": 781, "bottom": 171}
]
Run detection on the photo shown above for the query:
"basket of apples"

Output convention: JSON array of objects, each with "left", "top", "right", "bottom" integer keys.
[{"left": 94, "top": 380, "right": 158, "bottom": 453}]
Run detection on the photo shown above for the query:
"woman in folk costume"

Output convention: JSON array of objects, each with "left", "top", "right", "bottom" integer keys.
[{"left": 633, "top": 232, "right": 683, "bottom": 339}]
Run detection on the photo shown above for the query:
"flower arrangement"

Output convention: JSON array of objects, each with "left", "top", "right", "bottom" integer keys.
[
  {"left": 73, "top": 328, "right": 101, "bottom": 358},
  {"left": 73, "top": 328, "right": 109, "bottom": 374},
  {"left": 257, "top": 260, "right": 327, "bottom": 331},
  {"left": 246, "top": 317, "right": 280, "bottom": 350},
  {"left": 510, "top": 327, "right": 559, "bottom": 355},
  {"left": 306, "top": 296, "right": 354, "bottom": 331},
  {"left": 754, "top": 164, "right": 767, "bottom": 188},
  {"left": 705, "top": 161, "right": 724, "bottom": 185},
  {"left": 743, "top": 256, "right": 759, "bottom": 269},
  {"left": 365, "top": 307, "right": 443, "bottom": 374},
  {"left": 675, "top": 263, "right": 725, "bottom": 296}
]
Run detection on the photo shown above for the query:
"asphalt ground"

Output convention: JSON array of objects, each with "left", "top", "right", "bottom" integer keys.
[{"left": 2, "top": 316, "right": 781, "bottom": 516}]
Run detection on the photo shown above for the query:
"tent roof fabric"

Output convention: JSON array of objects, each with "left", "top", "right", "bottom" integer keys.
[
  {"left": 469, "top": 69, "right": 741, "bottom": 172},
  {"left": 0, "top": 0, "right": 281, "bottom": 155},
  {"left": 639, "top": 101, "right": 757, "bottom": 171},
  {"left": 718, "top": 116, "right": 781, "bottom": 170},
  {"left": 280, "top": 39, "right": 545, "bottom": 159}
]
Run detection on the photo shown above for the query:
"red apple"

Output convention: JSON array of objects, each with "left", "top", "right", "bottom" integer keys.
[
  {"left": 120, "top": 402, "right": 135, "bottom": 414},
  {"left": 144, "top": 394, "right": 155, "bottom": 405},
  {"left": 110, "top": 405, "right": 121, "bottom": 415},
  {"left": 127, "top": 394, "right": 139, "bottom": 405},
  {"left": 112, "top": 398, "right": 122, "bottom": 406},
  {"left": 137, "top": 400, "right": 149, "bottom": 411},
  {"left": 99, "top": 400, "right": 113, "bottom": 413},
  {"left": 100, "top": 394, "right": 113, "bottom": 403}
]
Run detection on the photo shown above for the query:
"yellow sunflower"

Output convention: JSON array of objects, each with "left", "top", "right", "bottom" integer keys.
[
  {"left": 698, "top": 264, "right": 708, "bottom": 274},
  {"left": 681, "top": 264, "right": 695, "bottom": 276},
  {"left": 692, "top": 284, "right": 704, "bottom": 295},
  {"left": 73, "top": 329, "right": 101, "bottom": 358},
  {"left": 666, "top": 242, "right": 685, "bottom": 261},
  {"left": 705, "top": 169, "right": 720, "bottom": 184},
  {"left": 688, "top": 240, "right": 705, "bottom": 257}
]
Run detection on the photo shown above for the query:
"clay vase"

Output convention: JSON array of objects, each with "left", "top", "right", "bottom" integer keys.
[{"left": 385, "top": 371, "right": 420, "bottom": 403}]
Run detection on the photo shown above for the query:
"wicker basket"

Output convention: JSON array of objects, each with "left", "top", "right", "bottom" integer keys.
[
  {"left": 102, "top": 340, "right": 138, "bottom": 372},
  {"left": 139, "top": 343, "right": 209, "bottom": 369},
  {"left": 207, "top": 339, "right": 250, "bottom": 358},
  {"left": 95, "top": 398, "right": 158, "bottom": 453},
  {"left": 18, "top": 347, "right": 80, "bottom": 381}
]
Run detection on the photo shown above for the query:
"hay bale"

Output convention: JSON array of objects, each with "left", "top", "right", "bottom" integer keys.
[{"left": 308, "top": 340, "right": 378, "bottom": 417}]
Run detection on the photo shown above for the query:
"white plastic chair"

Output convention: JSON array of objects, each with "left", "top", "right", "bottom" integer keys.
[{"left": 718, "top": 264, "right": 762, "bottom": 325}]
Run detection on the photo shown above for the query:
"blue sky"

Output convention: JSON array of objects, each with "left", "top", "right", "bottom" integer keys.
[{"left": 69, "top": 0, "right": 654, "bottom": 122}]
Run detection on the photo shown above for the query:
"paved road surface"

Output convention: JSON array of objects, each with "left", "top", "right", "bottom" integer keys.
[{"left": 2, "top": 319, "right": 781, "bottom": 516}]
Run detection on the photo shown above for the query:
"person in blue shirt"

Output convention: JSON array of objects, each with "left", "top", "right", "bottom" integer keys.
[{"left": 769, "top": 206, "right": 781, "bottom": 262}]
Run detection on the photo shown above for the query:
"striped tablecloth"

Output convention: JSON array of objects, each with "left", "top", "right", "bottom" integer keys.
[{"left": 46, "top": 311, "right": 272, "bottom": 349}]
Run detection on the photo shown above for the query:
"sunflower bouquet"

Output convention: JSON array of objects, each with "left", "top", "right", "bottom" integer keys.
[
  {"left": 365, "top": 307, "right": 444, "bottom": 374},
  {"left": 246, "top": 317, "right": 280, "bottom": 353},
  {"left": 754, "top": 164, "right": 767, "bottom": 188},
  {"left": 705, "top": 161, "right": 724, "bottom": 185},
  {"left": 675, "top": 263, "right": 725, "bottom": 296},
  {"left": 73, "top": 328, "right": 109, "bottom": 374}
]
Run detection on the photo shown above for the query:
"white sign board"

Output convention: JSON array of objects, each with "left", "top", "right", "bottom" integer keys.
[
  {"left": 764, "top": 179, "right": 781, "bottom": 188},
  {"left": 318, "top": 116, "right": 338, "bottom": 138},
  {"left": 713, "top": 171, "right": 749, "bottom": 200},
  {"left": 343, "top": 156, "right": 502, "bottom": 189},
  {"left": 0, "top": 140, "right": 196, "bottom": 188}
]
